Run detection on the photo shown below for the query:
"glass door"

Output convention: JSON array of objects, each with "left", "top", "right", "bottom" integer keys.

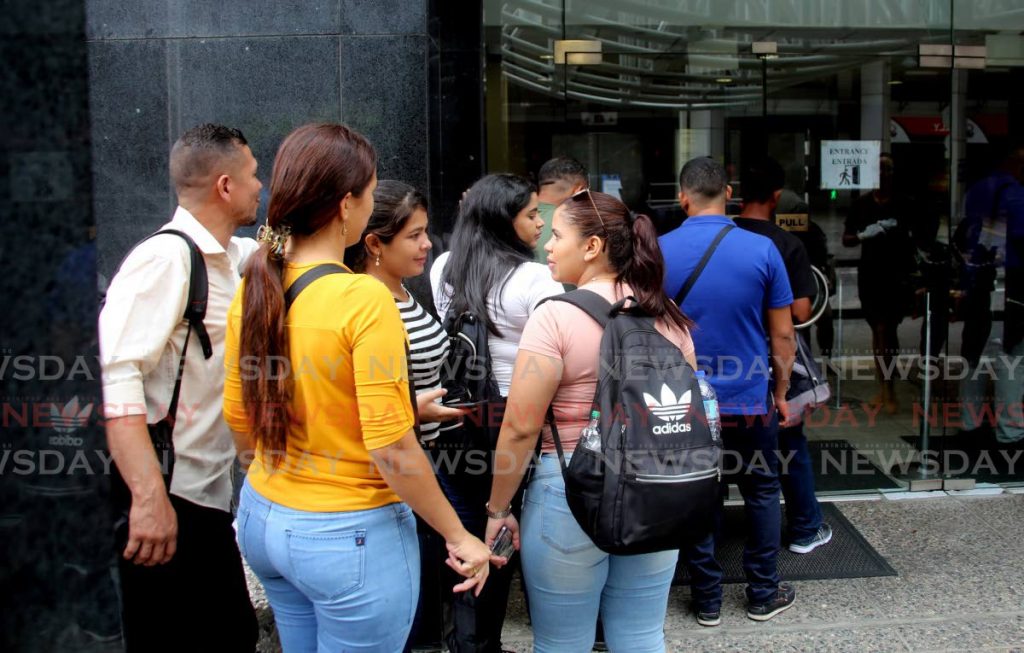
[{"left": 483, "top": 0, "right": 1001, "bottom": 493}]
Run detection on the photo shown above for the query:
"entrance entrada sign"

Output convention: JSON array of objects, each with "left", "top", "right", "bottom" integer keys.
[{"left": 820, "top": 140, "right": 881, "bottom": 190}]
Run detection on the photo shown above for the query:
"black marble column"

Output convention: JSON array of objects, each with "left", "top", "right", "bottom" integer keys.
[
  {"left": 1, "top": 1, "right": 120, "bottom": 650},
  {"left": 428, "top": 0, "right": 485, "bottom": 238}
]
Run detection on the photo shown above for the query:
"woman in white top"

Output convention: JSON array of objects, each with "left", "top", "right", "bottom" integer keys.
[
  {"left": 428, "top": 173, "right": 563, "bottom": 651},
  {"left": 431, "top": 173, "right": 564, "bottom": 395}
]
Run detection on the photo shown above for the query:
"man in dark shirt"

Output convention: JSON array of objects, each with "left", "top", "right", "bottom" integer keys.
[
  {"left": 736, "top": 158, "right": 832, "bottom": 555},
  {"left": 777, "top": 187, "right": 834, "bottom": 356},
  {"left": 843, "top": 153, "right": 917, "bottom": 413}
]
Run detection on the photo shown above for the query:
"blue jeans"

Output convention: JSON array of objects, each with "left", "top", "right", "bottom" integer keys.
[
  {"left": 683, "top": 413, "right": 782, "bottom": 607},
  {"left": 995, "top": 341, "right": 1024, "bottom": 443},
  {"left": 778, "top": 422, "right": 823, "bottom": 542},
  {"left": 238, "top": 480, "right": 419, "bottom": 653},
  {"left": 407, "top": 447, "right": 519, "bottom": 652},
  {"left": 521, "top": 455, "right": 677, "bottom": 653}
]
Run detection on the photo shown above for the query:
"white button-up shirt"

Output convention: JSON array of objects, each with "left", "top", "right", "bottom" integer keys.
[{"left": 99, "top": 206, "right": 258, "bottom": 512}]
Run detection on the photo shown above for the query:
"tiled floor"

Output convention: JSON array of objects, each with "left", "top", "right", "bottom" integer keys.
[{"left": 247, "top": 494, "right": 1024, "bottom": 652}]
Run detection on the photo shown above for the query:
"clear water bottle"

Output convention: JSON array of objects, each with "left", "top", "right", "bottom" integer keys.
[
  {"left": 696, "top": 371, "right": 721, "bottom": 442},
  {"left": 579, "top": 410, "right": 602, "bottom": 452}
]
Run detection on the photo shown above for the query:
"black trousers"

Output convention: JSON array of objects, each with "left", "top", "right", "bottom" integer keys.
[{"left": 118, "top": 495, "right": 258, "bottom": 653}]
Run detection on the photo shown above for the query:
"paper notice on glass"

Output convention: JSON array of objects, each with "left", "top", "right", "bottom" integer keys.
[
  {"left": 601, "top": 174, "right": 623, "bottom": 199},
  {"left": 820, "top": 140, "right": 881, "bottom": 190}
]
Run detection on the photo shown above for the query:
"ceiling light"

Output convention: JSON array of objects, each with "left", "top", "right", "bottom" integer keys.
[{"left": 716, "top": 77, "right": 733, "bottom": 83}]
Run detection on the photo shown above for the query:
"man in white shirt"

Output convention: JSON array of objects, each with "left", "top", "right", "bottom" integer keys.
[{"left": 99, "top": 124, "right": 261, "bottom": 651}]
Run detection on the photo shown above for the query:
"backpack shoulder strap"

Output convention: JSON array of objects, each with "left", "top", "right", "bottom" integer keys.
[
  {"left": 119, "top": 229, "right": 213, "bottom": 360},
  {"left": 284, "top": 263, "right": 349, "bottom": 312},
  {"left": 539, "top": 289, "right": 615, "bottom": 475},
  {"left": 673, "top": 224, "right": 735, "bottom": 306},
  {"left": 543, "top": 289, "right": 615, "bottom": 328}
]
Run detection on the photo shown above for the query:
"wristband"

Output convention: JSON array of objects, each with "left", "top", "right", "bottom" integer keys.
[{"left": 485, "top": 502, "right": 511, "bottom": 519}]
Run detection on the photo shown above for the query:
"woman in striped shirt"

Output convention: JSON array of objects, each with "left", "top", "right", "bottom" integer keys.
[
  {"left": 345, "top": 180, "right": 466, "bottom": 650},
  {"left": 345, "top": 180, "right": 463, "bottom": 437}
]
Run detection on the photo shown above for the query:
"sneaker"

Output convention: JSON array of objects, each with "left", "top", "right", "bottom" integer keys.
[
  {"left": 695, "top": 608, "right": 721, "bottom": 627},
  {"left": 788, "top": 523, "right": 833, "bottom": 554},
  {"left": 746, "top": 582, "right": 796, "bottom": 621}
]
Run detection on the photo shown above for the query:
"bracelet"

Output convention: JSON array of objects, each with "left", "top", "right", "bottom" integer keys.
[{"left": 485, "top": 501, "right": 511, "bottom": 519}]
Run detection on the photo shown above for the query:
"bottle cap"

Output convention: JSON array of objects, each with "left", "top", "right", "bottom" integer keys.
[
  {"left": 590, "top": 410, "right": 600, "bottom": 419},
  {"left": 696, "top": 370, "right": 706, "bottom": 378}
]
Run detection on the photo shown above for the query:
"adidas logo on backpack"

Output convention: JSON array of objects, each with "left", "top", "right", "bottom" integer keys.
[
  {"left": 644, "top": 385, "right": 694, "bottom": 434},
  {"left": 542, "top": 290, "right": 721, "bottom": 555}
]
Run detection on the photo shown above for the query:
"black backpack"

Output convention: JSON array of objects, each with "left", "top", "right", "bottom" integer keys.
[
  {"left": 438, "top": 308, "right": 505, "bottom": 452},
  {"left": 545, "top": 290, "right": 721, "bottom": 555}
]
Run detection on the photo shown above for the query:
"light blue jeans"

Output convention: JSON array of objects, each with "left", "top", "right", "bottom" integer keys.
[
  {"left": 521, "top": 455, "right": 678, "bottom": 653},
  {"left": 237, "top": 479, "right": 419, "bottom": 653}
]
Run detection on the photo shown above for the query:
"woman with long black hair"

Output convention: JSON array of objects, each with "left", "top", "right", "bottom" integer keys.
[{"left": 429, "top": 173, "right": 564, "bottom": 651}]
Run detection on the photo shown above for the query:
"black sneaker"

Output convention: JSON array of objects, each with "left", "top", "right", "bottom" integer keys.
[
  {"left": 696, "top": 608, "right": 721, "bottom": 627},
  {"left": 746, "top": 582, "right": 795, "bottom": 621},
  {"left": 789, "top": 523, "right": 833, "bottom": 554}
]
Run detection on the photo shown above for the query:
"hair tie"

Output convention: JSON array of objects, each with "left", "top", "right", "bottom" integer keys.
[{"left": 256, "top": 224, "right": 291, "bottom": 259}]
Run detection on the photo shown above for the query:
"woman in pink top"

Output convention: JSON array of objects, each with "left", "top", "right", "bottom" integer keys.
[{"left": 485, "top": 190, "right": 697, "bottom": 652}]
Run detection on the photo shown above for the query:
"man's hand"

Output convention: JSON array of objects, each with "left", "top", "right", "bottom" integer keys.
[
  {"left": 106, "top": 415, "right": 179, "bottom": 566},
  {"left": 775, "top": 395, "right": 796, "bottom": 428},
  {"left": 124, "top": 487, "right": 178, "bottom": 566},
  {"left": 857, "top": 222, "right": 886, "bottom": 241}
]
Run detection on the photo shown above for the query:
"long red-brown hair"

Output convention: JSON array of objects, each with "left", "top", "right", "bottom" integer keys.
[{"left": 240, "top": 123, "right": 377, "bottom": 464}]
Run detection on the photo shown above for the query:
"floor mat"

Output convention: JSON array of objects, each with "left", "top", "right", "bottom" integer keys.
[{"left": 673, "top": 502, "right": 897, "bottom": 585}]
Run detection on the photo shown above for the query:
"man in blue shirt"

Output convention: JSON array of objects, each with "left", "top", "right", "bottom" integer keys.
[
  {"left": 958, "top": 146, "right": 1024, "bottom": 442},
  {"left": 660, "top": 157, "right": 797, "bottom": 625}
]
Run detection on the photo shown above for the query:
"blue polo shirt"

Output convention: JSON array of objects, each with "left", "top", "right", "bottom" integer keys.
[{"left": 660, "top": 215, "right": 793, "bottom": 415}]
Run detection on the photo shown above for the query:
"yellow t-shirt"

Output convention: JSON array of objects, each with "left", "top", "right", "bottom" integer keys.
[{"left": 223, "top": 261, "right": 415, "bottom": 512}]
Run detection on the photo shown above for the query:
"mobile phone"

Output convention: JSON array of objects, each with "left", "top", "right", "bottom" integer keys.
[
  {"left": 444, "top": 399, "right": 484, "bottom": 410},
  {"left": 490, "top": 525, "right": 515, "bottom": 560}
]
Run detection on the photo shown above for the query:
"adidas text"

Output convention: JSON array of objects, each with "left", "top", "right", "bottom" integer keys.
[
  {"left": 652, "top": 422, "right": 692, "bottom": 435},
  {"left": 48, "top": 435, "right": 84, "bottom": 447}
]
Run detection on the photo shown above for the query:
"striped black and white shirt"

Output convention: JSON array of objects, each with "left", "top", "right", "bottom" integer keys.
[{"left": 397, "top": 289, "right": 449, "bottom": 441}]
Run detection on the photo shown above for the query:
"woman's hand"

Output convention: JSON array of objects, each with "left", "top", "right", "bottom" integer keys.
[
  {"left": 485, "top": 513, "right": 520, "bottom": 569},
  {"left": 416, "top": 388, "right": 468, "bottom": 423},
  {"left": 444, "top": 531, "right": 503, "bottom": 596}
]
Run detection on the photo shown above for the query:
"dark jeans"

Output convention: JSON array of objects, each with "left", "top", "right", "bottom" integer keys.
[
  {"left": 406, "top": 446, "right": 519, "bottom": 653},
  {"left": 682, "top": 412, "right": 782, "bottom": 608},
  {"left": 778, "top": 422, "right": 823, "bottom": 542},
  {"left": 960, "top": 290, "right": 993, "bottom": 366},
  {"left": 118, "top": 495, "right": 258, "bottom": 653}
]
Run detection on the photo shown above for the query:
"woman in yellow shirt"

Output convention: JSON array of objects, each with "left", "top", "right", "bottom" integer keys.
[{"left": 223, "top": 123, "right": 495, "bottom": 652}]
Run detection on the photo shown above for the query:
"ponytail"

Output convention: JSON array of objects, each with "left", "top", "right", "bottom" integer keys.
[
  {"left": 561, "top": 191, "right": 694, "bottom": 335},
  {"left": 622, "top": 214, "right": 693, "bottom": 334},
  {"left": 235, "top": 123, "right": 377, "bottom": 467},
  {"left": 239, "top": 245, "right": 290, "bottom": 466}
]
